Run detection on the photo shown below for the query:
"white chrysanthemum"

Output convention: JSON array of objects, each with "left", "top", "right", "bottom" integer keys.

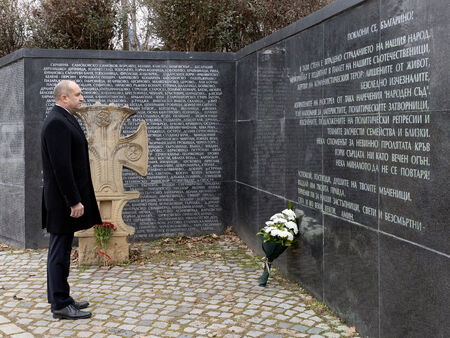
[
  {"left": 270, "top": 229, "right": 280, "bottom": 237},
  {"left": 286, "top": 232, "right": 294, "bottom": 241},
  {"left": 272, "top": 217, "right": 287, "bottom": 224},
  {"left": 285, "top": 221, "right": 298, "bottom": 234},
  {"left": 264, "top": 226, "right": 275, "bottom": 233},
  {"left": 270, "top": 213, "right": 284, "bottom": 221},
  {"left": 265, "top": 221, "right": 274, "bottom": 226},
  {"left": 280, "top": 230, "right": 289, "bottom": 238},
  {"left": 282, "top": 209, "right": 296, "bottom": 221}
]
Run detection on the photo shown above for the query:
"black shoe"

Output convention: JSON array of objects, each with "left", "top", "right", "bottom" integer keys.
[
  {"left": 52, "top": 304, "right": 92, "bottom": 320},
  {"left": 73, "top": 300, "right": 89, "bottom": 310}
]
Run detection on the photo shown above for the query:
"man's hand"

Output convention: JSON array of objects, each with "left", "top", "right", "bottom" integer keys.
[{"left": 70, "top": 202, "right": 84, "bottom": 218}]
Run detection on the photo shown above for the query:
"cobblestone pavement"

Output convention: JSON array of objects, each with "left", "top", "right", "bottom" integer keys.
[{"left": 0, "top": 234, "right": 358, "bottom": 338}]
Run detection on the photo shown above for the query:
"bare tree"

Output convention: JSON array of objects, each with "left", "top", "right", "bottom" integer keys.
[
  {"left": 121, "top": 0, "right": 130, "bottom": 50},
  {"left": 0, "top": 0, "right": 28, "bottom": 57},
  {"left": 29, "top": 0, "right": 120, "bottom": 50},
  {"left": 251, "top": 0, "right": 334, "bottom": 36},
  {"left": 142, "top": 0, "right": 261, "bottom": 52},
  {"left": 141, "top": 0, "right": 332, "bottom": 52}
]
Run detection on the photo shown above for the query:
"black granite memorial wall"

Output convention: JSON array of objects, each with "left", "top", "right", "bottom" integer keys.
[
  {"left": 0, "top": 60, "right": 25, "bottom": 247},
  {"left": 0, "top": 50, "right": 235, "bottom": 248},
  {"left": 234, "top": 0, "right": 449, "bottom": 336},
  {"left": 0, "top": 0, "right": 448, "bottom": 336}
]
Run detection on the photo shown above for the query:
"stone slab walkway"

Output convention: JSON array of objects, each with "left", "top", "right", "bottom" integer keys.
[{"left": 0, "top": 232, "right": 358, "bottom": 337}]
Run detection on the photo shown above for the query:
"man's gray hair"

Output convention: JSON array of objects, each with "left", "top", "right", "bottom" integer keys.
[{"left": 54, "top": 80, "right": 76, "bottom": 101}]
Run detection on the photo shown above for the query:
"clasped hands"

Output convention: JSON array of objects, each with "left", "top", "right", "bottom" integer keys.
[{"left": 70, "top": 202, "right": 84, "bottom": 218}]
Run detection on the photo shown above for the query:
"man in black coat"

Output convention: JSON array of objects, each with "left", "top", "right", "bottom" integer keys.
[{"left": 41, "top": 80, "right": 102, "bottom": 319}]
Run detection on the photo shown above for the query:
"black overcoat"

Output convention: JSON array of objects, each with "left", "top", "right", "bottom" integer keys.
[{"left": 41, "top": 105, "right": 102, "bottom": 234}]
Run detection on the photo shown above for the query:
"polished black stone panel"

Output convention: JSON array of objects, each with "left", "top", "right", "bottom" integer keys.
[
  {"left": 0, "top": 60, "right": 24, "bottom": 122},
  {"left": 285, "top": 118, "right": 301, "bottom": 201},
  {"left": 296, "top": 122, "right": 324, "bottom": 211},
  {"left": 280, "top": 204, "right": 324, "bottom": 301},
  {"left": 24, "top": 120, "right": 47, "bottom": 248},
  {"left": 256, "top": 189, "right": 287, "bottom": 233},
  {"left": 322, "top": 114, "right": 380, "bottom": 228},
  {"left": 321, "top": 1, "right": 382, "bottom": 228},
  {"left": 24, "top": 58, "right": 67, "bottom": 122},
  {"left": 323, "top": 0, "right": 380, "bottom": 100},
  {"left": 0, "top": 59, "right": 25, "bottom": 247},
  {"left": 0, "top": 185, "right": 25, "bottom": 247},
  {"left": 237, "top": 54, "right": 257, "bottom": 121},
  {"left": 285, "top": 24, "right": 324, "bottom": 120},
  {"left": 165, "top": 60, "right": 236, "bottom": 122},
  {"left": 236, "top": 120, "right": 257, "bottom": 186},
  {"left": 285, "top": 120, "right": 298, "bottom": 195},
  {"left": 257, "top": 41, "right": 287, "bottom": 120},
  {"left": 234, "top": 183, "right": 259, "bottom": 251},
  {"left": 0, "top": 123, "right": 24, "bottom": 186},
  {"left": 212, "top": 61, "right": 236, "bottom": 122},
  {"left": 380, "top": 0, "right": 450, "bottom": 112},
  {"left": 379, "top": 111, "right": 450, "bottom": 254},
  {"left": 324, "top": 216, "right": 379, "bottom": 337},
  {"left": 124, "top": 179, "right": 224, "bottom": 240},
  {"left": 217, "top": 122, "right": 236, "bottom": 182},
  {"left": 256, "top": 119, "right": 285, "bottom": 196},
  {"left": 220, "top": 181, "right": 236, "bottom": 228},
  {"left": 380, "top": 234, "right": 450, "bottom": 337}
]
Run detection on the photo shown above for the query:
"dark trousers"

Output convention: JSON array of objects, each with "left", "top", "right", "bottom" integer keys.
[{"left": 47, "top": 233, "right": 75, "bottom": 311}]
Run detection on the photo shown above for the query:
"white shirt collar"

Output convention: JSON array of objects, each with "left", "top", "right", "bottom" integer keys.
[{"left": 55, "top": 104, "right": 72, "bottom": 115}]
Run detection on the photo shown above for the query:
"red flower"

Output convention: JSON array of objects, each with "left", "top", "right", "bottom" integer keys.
[
  {"left": 94, "top": 222, "right": 117, "bottom": 231},
  {"left": 102, "top": 222, "right": 117, "bottom": 231},
  {"left": 97, "top": 249, "right": 112, "bottom": 264}
]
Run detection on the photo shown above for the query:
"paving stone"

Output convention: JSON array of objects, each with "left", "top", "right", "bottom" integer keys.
[
  {"left": 278, "top": 322, "right": 292, "bottom": 329},
  {"left": 183, "top": 327, "right": 197, "bottom": 333},
  {"left": 153, "top": 321, "right": 168, "bottom": 329},
  {"left": 11, "top": 334, "right": 34, "bottom": 338},
  {"left": 274, "top": 314, "right": 289, "bottom": 321},
  {"left": 310, "top": 315, "right": 323, "bottom": 322},
  {"left": 292, "top": 324, "right": 309, "bottom": 332},
  {"left": 301, "top": 319, "right": 316, "bottom": 326},
  {"left": 0, "top": 323, "right": 23, "bottom": 335},
  {"left": 298, "top": 312, "right": 311, "bottom": 318},
  {"left": 33, "top": 327, "right": 48, "bottom": 334},
  {"left": 228, "top": 326, "right": 245, "bottom": 333},
  {"left": 308, "top": 327, "right": 325, "bottom": 334},
  {"left": 248, "top": 317, "right": 263, "bottom": 324},
  {"left": 134, "top": 326, "right": 151, "bottom": 333},
  {"left": 288, "top": 316, "right": 303, "bottom": 324}
]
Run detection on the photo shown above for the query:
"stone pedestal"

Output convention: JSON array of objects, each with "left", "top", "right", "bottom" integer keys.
[
  {"left": 77, "top": 230, "right": 131, "bottom": 265},
  {"left": 73, "top": 104, "right": 148, "bottom": 265}
]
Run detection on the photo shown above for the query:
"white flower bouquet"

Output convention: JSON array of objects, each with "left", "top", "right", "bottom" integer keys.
[
  {"left": 257, "top": 208, "right": 298, "bottom": 246},
  {"left": 256, "top": 206, "right": 300, "bottom": 287}
]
